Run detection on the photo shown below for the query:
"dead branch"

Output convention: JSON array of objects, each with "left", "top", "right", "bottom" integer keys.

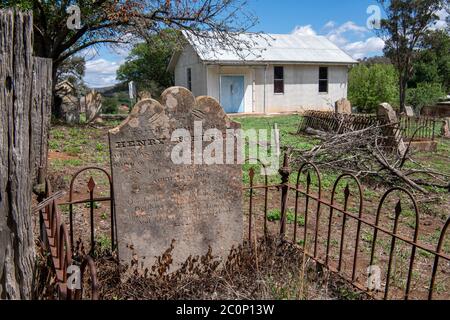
[{"left": 291, "top": 124, "right": 448, "bottom": 195}]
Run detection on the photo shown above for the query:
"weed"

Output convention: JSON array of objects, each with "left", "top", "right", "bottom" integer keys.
[{"left": 85, "top": 201, "right": 101, "bottom": 209}]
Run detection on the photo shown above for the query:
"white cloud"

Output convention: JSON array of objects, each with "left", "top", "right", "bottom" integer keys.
[
  {"left": 292, "top": 25, "right": 317, "bottom": 36},
  {"left": 78, "top": 47, "right": 99, "bottom": 60},
  {"left": 291, "top": 21, "right": 385, "bottom": 59},
  {"left": 431, "top": 8, "right": 449, "bottom": 30},
  {"left": 84, "top": 58, "right": 124, "bottom": 88},
  {"left": 323, "top": 21, "right": 336, "bottom": 30},
  {"left": 325, "top": 21, "right": 368, "bottom": 46},
  {"left": 343, "top": 37, "right": 385, "bottom": 60},
  {"left": 333, "top": 21, "right": 367, "bottom": 35}
]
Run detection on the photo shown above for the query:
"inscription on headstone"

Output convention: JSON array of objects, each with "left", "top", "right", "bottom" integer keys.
[{"left": 109, "top": 87, "right": 243, "bottom": 270}]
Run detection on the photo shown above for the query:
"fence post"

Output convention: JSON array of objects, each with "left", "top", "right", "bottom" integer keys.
[
  {"left": 279, "top": 152, "right": 291, "bottom": 240},
  {"left": 0, "top": 9, "right": 35, "bottom": 299},
  {"left": 31, "top": 57, "right": 53, "bottom": 186}
]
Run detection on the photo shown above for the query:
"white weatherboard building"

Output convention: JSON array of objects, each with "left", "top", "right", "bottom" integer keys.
[{"left": 168, "top": 32, "right": 358, "bottom": 114}]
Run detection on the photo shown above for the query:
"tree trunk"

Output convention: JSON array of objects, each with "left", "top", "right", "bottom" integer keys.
[
  {"left": 399, "top": 76, "right": 405, "bottom": 113},
  {"left": 50, "top": 64, "right": 64, "bottom": 120},
  {"left": 0, "top": 9, "right": 36, "bottom": 299}
]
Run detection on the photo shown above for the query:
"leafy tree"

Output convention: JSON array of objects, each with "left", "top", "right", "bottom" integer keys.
[
  {"left": 348, "top": 64, "right": 399, "bottom": 113},
  {"left": 410, "top": 30, "right": 450, "bottom": 92},
  {"left": 117, "top": 30, "right": 176, "bottom": 97},
  {"left": 1, "top": 0, "right": 258, "bottom": 118},
  {"left": 376, "top": 0, "right": 447, "bottom": 112},
  {"left": 358, "top": 55, "right": 392, "bottom": 65},
  {"left": 406, "top": 82, "right": 445, "bottom": 111},
  {"left": 55, "top": 56, "right": 87, "bottom": 94}
]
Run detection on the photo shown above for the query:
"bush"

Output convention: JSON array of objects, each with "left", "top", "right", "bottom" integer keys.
[
  {"left": 102, "top": 97, "right": 119, "bottom": 114},
  {"left": 406, "top": 82, "right": 445, "bottom": 112},
  {"left": 348, "top": 64, "right": 399, "bottom": 113}
]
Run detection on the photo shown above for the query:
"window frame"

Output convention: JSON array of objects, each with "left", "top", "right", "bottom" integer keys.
[
  {"left": 318, "top": 66, "right": 328, "bottom": 94},
  {"left": 274, "top": 66, "right": 285, "bottom": 94},
  {"left": 186, "top": 67, "right": 192, "bottom": 91}
]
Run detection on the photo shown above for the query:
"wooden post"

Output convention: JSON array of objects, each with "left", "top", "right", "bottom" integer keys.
[
  {"left": 0, "top": 9, "right": 52, "bottom": 299},
  {"left": 31, "top": 57, "right": 53, "bottom": 186}
]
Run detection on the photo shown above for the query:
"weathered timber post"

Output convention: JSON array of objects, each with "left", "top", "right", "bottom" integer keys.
[
  {"left": 0, "top": 9, "right": 52, "bottom": 299},
  {"left": 0, "top": 9, "right": 35, "bottom": 299},
  {"left": 31, "top": 57, "right": 53, "bottom": 187},
  {"left": 279, "top": 152, "right": 291, "bottom": 240}
]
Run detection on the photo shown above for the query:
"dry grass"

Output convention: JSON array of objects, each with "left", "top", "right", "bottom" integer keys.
[{"left": 96, "top": 237, "right": 368, "bottom": 300}]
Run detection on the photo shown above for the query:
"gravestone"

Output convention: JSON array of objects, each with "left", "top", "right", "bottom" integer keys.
[
  {"left": 85, "top": 90, "right": 103, "bottom": 122},
  {"left": 138, "top": 90, "right": 152, "bottom": 101},
  {"left": 377, "top": 103, "right": 406, "bottom": 156},
  {"left": 109, "top": 87, "right": 243, "bottom": 271},
  {"left": 335, "top": 98, "right": 352, "bottom": 114},
  {"left": 405, "top": 106, "right": 415, "bottom": 117},
  {"left": 60, "top": 95, "right": 80, "bottom": 124},
  {"left": 442, "top": 118, "right": 450, "bottom": 138}
]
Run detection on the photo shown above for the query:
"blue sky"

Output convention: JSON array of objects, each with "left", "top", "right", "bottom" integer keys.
[{"left": 82, "top": 0, "right": 448, "bottom": 88}]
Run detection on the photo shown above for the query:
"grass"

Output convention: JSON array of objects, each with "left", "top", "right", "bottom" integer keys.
[
  {"left": 96, "top": 234, "right": 112, "bottom": 252},
  {"left": 267, "top": 208, "right": 305, "bottom": 226},
  {"left": 45, "top": 114, "right": 449, "bottom": 300},
  {"left": 49, "top": 122, "right": 115, "bottom": 174}
]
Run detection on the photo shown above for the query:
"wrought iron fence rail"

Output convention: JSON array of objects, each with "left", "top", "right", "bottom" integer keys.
[
  {"left": 33, "top": 180, "right": 99, "bottom": 300},
  {"left": 245, "top": 155, "right": 450, "bottom": 300}
]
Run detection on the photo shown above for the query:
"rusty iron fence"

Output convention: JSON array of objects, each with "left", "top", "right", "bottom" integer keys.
[
  {"left": 299, "top": 111, "right": 443, "bottom": 142},
  {"left": 398, "top": 115, "right": 441, "bottom": 141},
  {"left": 245, "top": 154, "right": 450, "bottom": 300},
  {"left": 298, "top": 111, "right": 380, "bottom": 134},
  {"left": 36, "top": 159, "right": 448, "bottom": 300},
  {"left": 33, "top": 180, "right": 99, "bottom": 300},
  {"left": 58, "top": 167, "right": 116, "bottom": 254}
]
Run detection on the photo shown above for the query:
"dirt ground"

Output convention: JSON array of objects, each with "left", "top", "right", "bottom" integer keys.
[{"left": 43, "top": 115, "right": 449, "bottom": 300}]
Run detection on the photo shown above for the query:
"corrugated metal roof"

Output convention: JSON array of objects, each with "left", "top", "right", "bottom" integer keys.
[{"left": 184, "top": 31, "right": 357, "bottom": 64}]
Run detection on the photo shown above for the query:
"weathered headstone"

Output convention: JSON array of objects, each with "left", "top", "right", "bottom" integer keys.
[
  {"left": 56, "top": 80, "right": 80, "bottom": 124},
  {"left": 60, "top": 95, "right": 80, "bottom": 124},
  {"left": 335, "top": 98, "right": 352, "bottom": 114},
  {"left": 405, "top": 106, "right": 415, "bottom": 117},
  {"left": 377, "top": 102, "right": 397, "bottom": 123},
  {"left": 138, "top": 90, "right": 152, "bottom": 101},
  {"left": 377, "top": 103, "right": 406, "bottom": 156},
  {"left": 85, "top": 90, "right": 103, "bottom": 122},
  {"left": 109, "top": 87, "right": 243, "bottom": 271},
  {"left": 442, "top": 118, "right": 450, "bottom": 138}
]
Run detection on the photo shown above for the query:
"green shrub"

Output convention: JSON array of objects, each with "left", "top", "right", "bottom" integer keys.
[
  {"left": 406, "top": 82, "right": 445, "bottom": 112},
  {"left": 348, "top": 64, "right": 399, "bottom": 113},
  {"left": 102, "top": 97, "right": 119, "bottom": 114}
]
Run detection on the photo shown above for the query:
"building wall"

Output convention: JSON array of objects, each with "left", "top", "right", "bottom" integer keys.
[
  {"left": 206, "top": 65, "right": 255, "bottom": 113},
  {"left": 173, "top": 44, "right": 207, "bottom": 97},
  {"left": 174, "top": 47, "right": 350, "bottom": 113},
  {"left": 263, "top": 64, "right": 349, "bottom": 113}
]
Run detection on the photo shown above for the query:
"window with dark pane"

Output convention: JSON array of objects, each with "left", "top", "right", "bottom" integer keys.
[
  {"left": 319, "top": 67, "right": 328, "bottom": 93},
  {"left": 274, "top": 66, "right": 284, "bottom": 94},
  {"left": 187, "top": 68, "right": 192, "bottom": 91}
]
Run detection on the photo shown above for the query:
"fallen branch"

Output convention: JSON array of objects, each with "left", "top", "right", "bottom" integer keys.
[{"left": 292, "top": 124, "right": 445, "bottom": 194}]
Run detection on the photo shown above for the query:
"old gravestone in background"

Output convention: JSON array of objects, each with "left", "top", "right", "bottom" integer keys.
[
  {"left": 85, "top": 90, "right": 103, "bottom": 123},
  {"left": 335, "top": 98, "right": 352, "bottom": 114},
  {"left": 109, "top": 87, "right": 243, "bottom": 270}
]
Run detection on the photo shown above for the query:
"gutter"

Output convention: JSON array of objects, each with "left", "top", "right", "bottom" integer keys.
[{"left": 203, "top": 60, "right": 358, "bottom": 66}]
